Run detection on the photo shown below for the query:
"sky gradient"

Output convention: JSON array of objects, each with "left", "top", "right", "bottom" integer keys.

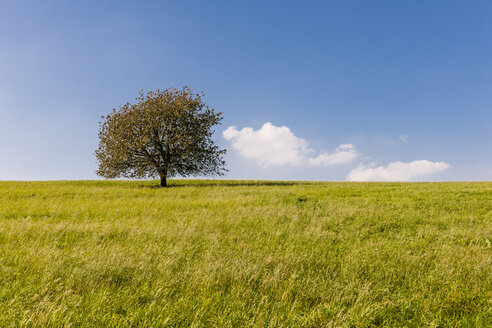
[{"left": 1, "top": 1, "right": 491, "bottom": 181}]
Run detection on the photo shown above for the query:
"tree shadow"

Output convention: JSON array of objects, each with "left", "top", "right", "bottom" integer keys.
[{"left": 139, "top": 180, "right": 318, "bottom": 189}]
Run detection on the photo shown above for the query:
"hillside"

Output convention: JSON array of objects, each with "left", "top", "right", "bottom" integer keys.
[{"left": 0, "top": 180, "right": 491, "bottom": 327}]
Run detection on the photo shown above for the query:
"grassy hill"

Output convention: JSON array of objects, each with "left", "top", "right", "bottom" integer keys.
[{"left": 0, "top": 180, "right": 491, "bottom": 327}]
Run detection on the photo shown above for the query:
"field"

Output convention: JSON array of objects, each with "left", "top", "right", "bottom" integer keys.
[{"left": 0, "top": 180, "right": 491, "bottom": 327}]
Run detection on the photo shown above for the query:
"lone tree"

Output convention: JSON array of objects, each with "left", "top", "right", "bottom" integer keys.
[{"left": 95, "top": 87, "right": 226, "bottom": 187}]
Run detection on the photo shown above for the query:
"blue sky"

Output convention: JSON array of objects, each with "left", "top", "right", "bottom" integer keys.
[{"left": 1, "top": 0, "right": 491, "bottom": 181}]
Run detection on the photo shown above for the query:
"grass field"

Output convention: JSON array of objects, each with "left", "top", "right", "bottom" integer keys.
[{"left": 0, "top": 180, "right": 491, "bottom": 327}]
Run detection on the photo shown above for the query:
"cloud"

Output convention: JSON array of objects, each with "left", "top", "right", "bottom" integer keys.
[
  {"left": 399, "top": 134, "right": 409, "bottom": 142},
  {"left": 347, "top": 160, "right": 450, "bottom": 181},
  {"left": 223, "top": 123, "right": 358, "bottom": 167},
  {"left": 307, "top": 144, "right": 358, "bottom": 166},
  {"left": 223, "top": 123, "right": 309, "bottom": 167}
]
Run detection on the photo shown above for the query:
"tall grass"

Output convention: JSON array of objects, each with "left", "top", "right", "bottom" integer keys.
[{"left": 0, "top": 180, "right": 490, "bottom": 327}]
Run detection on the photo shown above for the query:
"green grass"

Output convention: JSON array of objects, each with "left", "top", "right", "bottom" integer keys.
[{"left": 0, "top": 180, "right": 491, "bottom": 327}]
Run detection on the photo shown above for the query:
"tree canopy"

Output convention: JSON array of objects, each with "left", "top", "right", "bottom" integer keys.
[{"left": 95, "top": 87, "right": 226, "bottom": 187}]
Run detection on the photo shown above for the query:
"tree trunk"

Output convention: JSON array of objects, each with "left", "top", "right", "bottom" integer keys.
[{"left": 160, "top": 175, "right": 167, "bottom": 187}]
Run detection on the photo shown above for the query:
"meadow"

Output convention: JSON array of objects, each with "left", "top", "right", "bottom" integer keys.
[{"left": 0, "top": 180, "right": 490, "bottom": 327}]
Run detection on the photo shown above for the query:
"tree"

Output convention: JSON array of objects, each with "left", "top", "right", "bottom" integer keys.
[{"left": 95, "top": 87, "right": 226, "bottom": 187}]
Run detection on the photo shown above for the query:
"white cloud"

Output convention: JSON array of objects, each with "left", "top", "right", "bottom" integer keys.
[
  {"left": 223, "top": 123, "right": 358, "bottom": 167},
  {"left": 307, "top": 144, "right": 358, "bottom": 166},
  {"left": 347, "top": 160, "right": 450, "bottom": 182},
  {"left": 399, "top": 134, "right": 409, "bottom": 142},
  {"left": 223, "top": 123, "right": 309, "bottom": 167}
]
